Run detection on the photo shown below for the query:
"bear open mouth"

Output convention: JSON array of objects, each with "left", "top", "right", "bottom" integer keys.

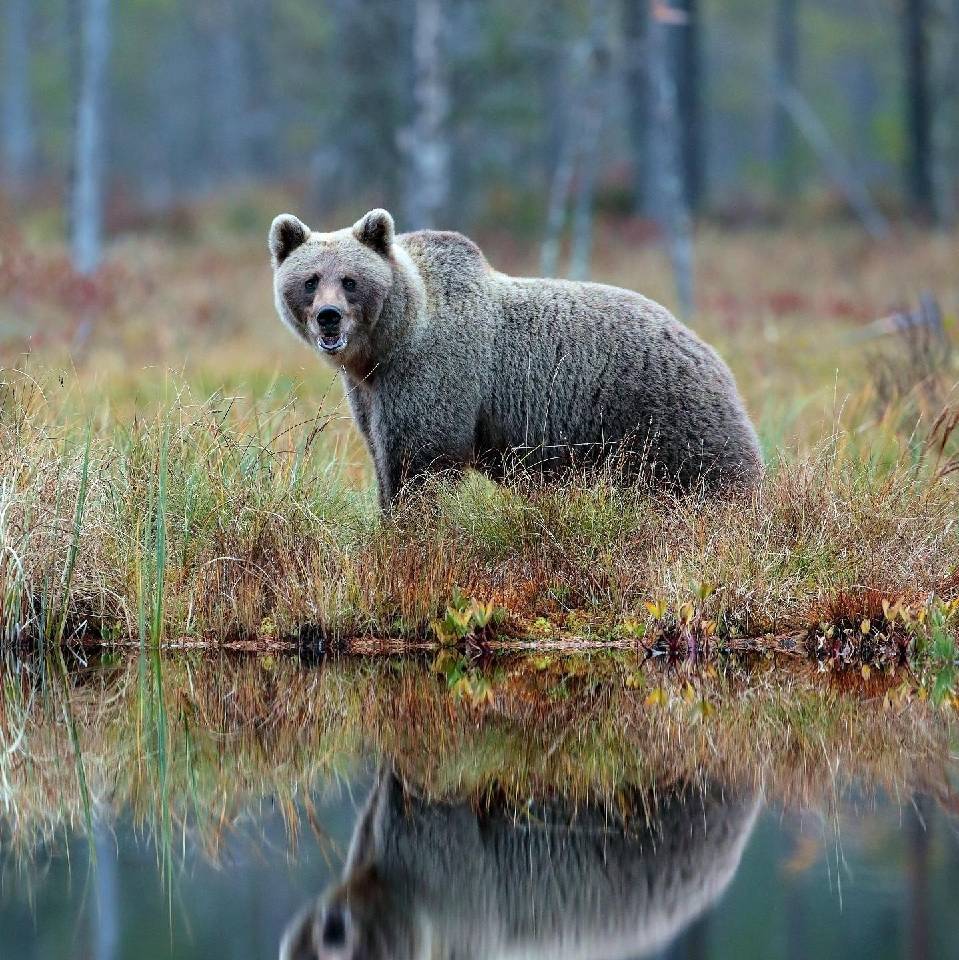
[{"left": 318, "top": 329, "right": 347, "bottom": 354}]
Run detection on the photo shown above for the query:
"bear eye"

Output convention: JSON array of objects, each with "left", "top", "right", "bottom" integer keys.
[
  {"left": 304, "top": 276, "right": 318, "bottom": 294},
  {"left": 342, "top": 277, "right": 356, "bottom": 292}
]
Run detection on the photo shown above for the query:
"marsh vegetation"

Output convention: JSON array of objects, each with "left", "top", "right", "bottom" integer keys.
[
  {"left": 1, "top": 216, "right": 957, "bottom": 702},
  {"left": 2, "top": 649, "right": 956, "bottom": 848}
]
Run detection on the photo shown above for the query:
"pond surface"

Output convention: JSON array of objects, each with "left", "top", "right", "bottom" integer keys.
[{"left": 1, "top": 652, "right": 957, "bottom": 959}]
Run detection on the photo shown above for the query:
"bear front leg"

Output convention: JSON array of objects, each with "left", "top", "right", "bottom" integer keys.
[
  {"left": 373, "top": 444, "right": 432, "bottom": 515},
  {"left": 369, "top": 387, "right": 476, "bottom": 514},
  {"left": 373, "top": 452, "right": 398, "bottom": 514}
]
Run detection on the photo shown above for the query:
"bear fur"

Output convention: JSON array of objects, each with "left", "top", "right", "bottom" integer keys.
[
  {"left": 280, "top": 767, "right": 759, "bottom": 960},
  {"left": 269, "top": 208, "right": 762, "bottom": 510}
]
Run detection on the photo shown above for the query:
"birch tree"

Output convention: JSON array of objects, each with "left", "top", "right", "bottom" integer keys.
[
  {"left": 674, "top": 0, "right": 703, "bottom": 212},
  {"left": 540, "top": 23, "right": 585, "bottom": 278},
  {"left": 403, "top": 0, "right": 450, "bottom": 230},
  {"left": 2, "top": 0, "right": 33, "bottom": 191},
  {"left": 621, "top": 0, "right": 651, "bottom": 214},
  {"left": 541, "top": 0, "right": 611, "bottom": 280},
  {"left": 568, "top": 0, "right": 612, "bottom": 281},
  {"left": 649, "top": 0, "right": 694, "bottom": 317},
  {"left": 71, "top": 0, "right": 112, "bottom": 275}
]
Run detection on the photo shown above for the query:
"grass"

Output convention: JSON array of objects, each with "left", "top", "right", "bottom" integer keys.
[
  {"left": 0, "top": 210, "right": 957, "bottom": 685},
  {"left": 1, "top": 362, "right": 957, "bottom": 682}
]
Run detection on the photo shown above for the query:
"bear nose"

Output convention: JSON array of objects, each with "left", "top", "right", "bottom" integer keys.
[
  {"left": 316, "top": 305, "right": 342, "bottom": 328},
  {"left": 320, "top": 905, "right": 350, "bottom": 948}
]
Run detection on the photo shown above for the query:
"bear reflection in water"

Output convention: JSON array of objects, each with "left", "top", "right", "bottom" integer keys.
[{"left": 280, "top": 767, "right": 759, "bottom": 960}]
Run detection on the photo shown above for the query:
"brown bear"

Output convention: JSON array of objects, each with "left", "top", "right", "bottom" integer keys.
[
  {"left": 269, "top": 209, "right": 761, "bottom": 511},
  {"left": 280, "top": 767, "right": 759, "bottom": 960}
]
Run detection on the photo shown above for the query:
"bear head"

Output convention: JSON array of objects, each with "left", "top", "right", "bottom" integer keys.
[
  {"left": 269, "top": 209, "right": 395, "bottom": 366},
  {"left": 279, "top": 868, "right": 428, "bottom": 960}
]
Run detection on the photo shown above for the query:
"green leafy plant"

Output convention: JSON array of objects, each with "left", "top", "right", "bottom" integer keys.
[
  {"left": 907, "top": 597, "right": 959, "bottom": 706},
  {"left": 430, "top": 649, "right": 494, "bottom": 706},
  {"left": 430, "top": 589, "right": 506, "bottom": 644}
]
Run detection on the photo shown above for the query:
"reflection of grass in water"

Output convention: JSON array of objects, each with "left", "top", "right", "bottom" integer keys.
[
  {"left": 51, "top": 651, "right": 96, "bottom": 861},
  {"left": 134, "top": 426, "right": 173, "bottom": 906},
  {"left": 0, "top": 651, "right": 956, "bottom": 864}
]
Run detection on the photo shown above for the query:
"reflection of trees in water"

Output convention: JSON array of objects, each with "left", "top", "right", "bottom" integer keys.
[
  {"left": 281, "top": 767, "right": 759, "bottom": 960},
  {"left": 907, "top": 794, "right": 932, "bottom": 960},
  {"left": 92, "top": 822, "right": 118, "bottom": 960}
]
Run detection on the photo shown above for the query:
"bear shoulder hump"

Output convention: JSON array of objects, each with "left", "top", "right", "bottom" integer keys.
[{"left": 400, "top": 229, "right": 489, "bottom": 274}]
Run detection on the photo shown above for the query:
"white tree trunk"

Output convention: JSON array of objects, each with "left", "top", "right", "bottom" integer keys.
[
  {"left": 403, "top": 0, "right": 450, "bottom": 230},
  {"left": 569, "top": 0, "right": 612, "bottom": 281},
  {"left": 540, "top": 38, "right": 586, "bottom": 277},
  {"left": 648, "top": 2, "right": 694, "bottom": 317},
  {"left": 2, "top": 0, "right": 33, "bottom": 191},
  {"left": 71, "top": 0, "right": 111, "bottom": 275}
]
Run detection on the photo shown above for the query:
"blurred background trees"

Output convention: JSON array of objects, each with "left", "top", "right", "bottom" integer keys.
[
  {"left": 2, "top": 0, "right": 33, "bottom": 191},
  {"left": 1, "top": 0, "right": 958, "bottom": 305},
  {"left": 70, "top": 0, "right": 111, "bottom": 274}
]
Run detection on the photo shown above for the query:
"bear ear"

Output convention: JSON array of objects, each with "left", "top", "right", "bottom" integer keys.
[
  {"left": 352, "top": 208, "right": 394, "bottom": 256},
  {"left": 269, "top": 214, "right": 310, "bottom": 269}
]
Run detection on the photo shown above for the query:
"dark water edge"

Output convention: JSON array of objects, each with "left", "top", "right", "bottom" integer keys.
[{"left": 1, "top": 650, "right": 958, "bottom": 959}]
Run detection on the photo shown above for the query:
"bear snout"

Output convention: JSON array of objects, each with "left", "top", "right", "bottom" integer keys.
[
  {"left": 320, "top": 903, "right": 351, "bottom": 949},
  {"left": 307, "top": 305, "right": 349, "bottom": 355},
  {"left": 316, "top": 305, "right": 343, "bottom": 329}
]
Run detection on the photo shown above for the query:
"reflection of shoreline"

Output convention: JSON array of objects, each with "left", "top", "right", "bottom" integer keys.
[
  {"left": 2, "top": 650, "right": 954, "bottom": 859},
  {"left": 282, "top": 766, "right": 759, "bottom": 960}
]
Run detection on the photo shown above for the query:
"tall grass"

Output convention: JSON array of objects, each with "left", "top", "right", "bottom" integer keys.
[
  {"left": 0, "top": 363, "right": 956, "bottom": 660},
  {"left": 0, "top": 224, "right": 956, "bottom": 662}
]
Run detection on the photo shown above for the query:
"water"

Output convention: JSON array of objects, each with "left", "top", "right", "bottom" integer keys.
[{"left": 1, "top": 652, "right": 957, "bottom": 959}]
